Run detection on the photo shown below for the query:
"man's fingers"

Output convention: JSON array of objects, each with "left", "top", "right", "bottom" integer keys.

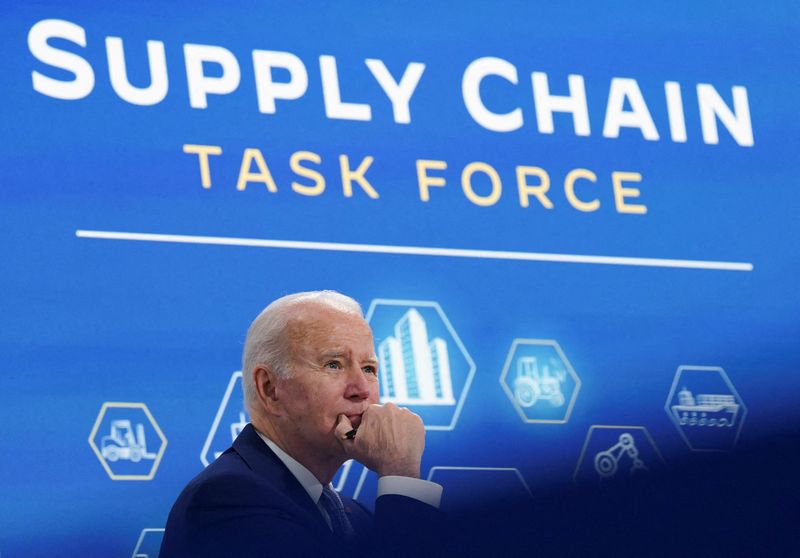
[{"left": 335, "top": 414, "right": 354, "bottom": 440}]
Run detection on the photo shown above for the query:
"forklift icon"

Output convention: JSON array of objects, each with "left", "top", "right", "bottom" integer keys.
[
  {"left": 89, "top": 402, "right": 167, "bottom": 480},
  {"left": 101, "top": 420, "right": 158, "bottom": 462},
  {"left": 513, "top": 356, "right": 566, "bottom": 408}
]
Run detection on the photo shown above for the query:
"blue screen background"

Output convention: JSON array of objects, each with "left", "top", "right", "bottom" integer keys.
[{"left": 1, "top": 2, "right": 798, "bottom": 555}]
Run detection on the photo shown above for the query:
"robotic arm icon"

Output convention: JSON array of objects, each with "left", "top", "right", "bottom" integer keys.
[{"left": 593, "top": 433, "right": 648, "bottom": 479}]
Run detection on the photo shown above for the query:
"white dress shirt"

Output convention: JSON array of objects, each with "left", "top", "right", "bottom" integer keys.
[{"left": 255, "top": 430, "right": 442, "bottom": 529}]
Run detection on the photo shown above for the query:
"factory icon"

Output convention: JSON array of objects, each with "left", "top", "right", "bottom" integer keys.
[{"left": 378, "top": 308, "right": 455, "bottom": 405}]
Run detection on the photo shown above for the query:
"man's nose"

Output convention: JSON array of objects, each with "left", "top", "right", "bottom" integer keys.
[{"left": 344, "top": 365, "right": 371, "bottom": 400}]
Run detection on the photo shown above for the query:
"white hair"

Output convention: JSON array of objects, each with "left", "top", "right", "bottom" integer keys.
[{"left": 242, "top": 290, "right": 363, "bottom": 413}]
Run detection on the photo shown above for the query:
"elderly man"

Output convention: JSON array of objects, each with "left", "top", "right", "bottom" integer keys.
[{"left": 160, "top": 291, "right": 442, "bottom": 557}]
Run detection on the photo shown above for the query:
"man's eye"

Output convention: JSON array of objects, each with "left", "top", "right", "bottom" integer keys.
[
  {"left": 363, "top": 366, "right": 377, "bottom": 375},
  {"left": 325, "top": 361, "right": 342, "bottom": 370}
]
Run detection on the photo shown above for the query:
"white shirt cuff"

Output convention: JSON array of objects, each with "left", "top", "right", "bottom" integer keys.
[{"left": 377, "top": 475, "right": 443, "bottom": 509}]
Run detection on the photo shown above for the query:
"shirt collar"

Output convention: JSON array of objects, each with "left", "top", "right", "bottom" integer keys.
[{"left": 254, "top": 429, "right": 324, "bottom": 505}]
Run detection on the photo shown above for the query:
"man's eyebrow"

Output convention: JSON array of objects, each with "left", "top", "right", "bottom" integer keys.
[
  {"left": 318, "top": 350, "right": 346, "bottom": 360},
  {"left": 318, "top": 351, "right": 377, "bottom": 364},
  {"left": 316, "top": 348, "right": 377, "bottom": 361}
]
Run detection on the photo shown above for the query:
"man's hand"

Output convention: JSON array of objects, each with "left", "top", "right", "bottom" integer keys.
[{"left": 335, "top": 403, "right": 425, "bottom": 478}]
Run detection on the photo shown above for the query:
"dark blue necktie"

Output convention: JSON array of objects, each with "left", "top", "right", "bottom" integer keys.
[{"left": 319, "top": 485, "right": 355, "bottom": 538}]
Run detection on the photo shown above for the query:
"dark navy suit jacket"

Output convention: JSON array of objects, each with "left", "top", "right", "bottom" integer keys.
[{"left": 160, "top": 424, "right": 439, "bottom": 557}]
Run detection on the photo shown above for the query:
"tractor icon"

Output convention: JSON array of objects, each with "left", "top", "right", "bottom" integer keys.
[
  {"left": 513, "top": 356, "right": 566, "bottom": 408},
  {"left": 101, "top": 419, "right": 158, "bottom": 462}
]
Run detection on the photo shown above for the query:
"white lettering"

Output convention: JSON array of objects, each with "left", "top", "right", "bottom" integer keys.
[
  {"left": 319, "top": 55, "right": 371, "bottom": 121},
  {"left": 462, "top": 57, "right": 523, "bottom": 132},
  {"left": 106, "top": 37, "right": 168, "bottom": 106},
  {"left": 252, "top": 50, "right": 308, "bottom": 114},
  {"left": 603, "top": 78, "right": 659, "bottom": 140},
  {"left": 531, "top": 72, "right": 590, "bottom": 136},
  {"left": 365, "top": 59, "right": 425, "bottom": 124},
  {"left": 184, "top": 44, "right": 241, "bottom": 109},
  {"left": 697, "top": 84, "right": 753, "bottom": 146},
  {"left": 664, "top": 81, "right": 687, "bottom": 143},
  {"left": 28, "top": 19, "right": 95, "bottom": 100}
]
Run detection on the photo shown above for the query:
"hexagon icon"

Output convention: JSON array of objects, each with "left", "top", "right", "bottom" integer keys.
[
  {"left": 499, "top": 339, "right": 580, "bottom": 424},
  {"left": 366, "top": 299, "right": 476, "bottom": 431},
  {"left": 333, "top": 459, "right": 369, "bottom": 495},
  {"left": 131, "top": 528, "right": 164, "bottom": 558},
  {"left": 201, "top": 371, "right": 250, "bottom": 466},
  {"left": 427, "top": 466, "right": 532, "bottom": 512},
  {"left": 333, "top": 459, "right": 375, "bottom": 506},
  {"left": 89, "top": 402, "right": 167, "bottom": 481},
  {"left": 665, "top": 365, "right": 747, "bottom": 452},
  {"left": 573, "top": 425, "right": 665, "bottom": 486}
]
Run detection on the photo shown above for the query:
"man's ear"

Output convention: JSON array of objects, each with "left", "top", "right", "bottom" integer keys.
[{"left": 253, "top": 364, "right": 282, "bottom": 415}]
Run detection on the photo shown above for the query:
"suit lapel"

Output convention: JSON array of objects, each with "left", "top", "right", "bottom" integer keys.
[{"left": 232, "top": 424, "right": 332, "bottom": 537}]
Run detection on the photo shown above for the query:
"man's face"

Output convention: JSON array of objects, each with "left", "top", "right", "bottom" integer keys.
[{"left": 275, "top": 304, "right": 380, "bottom": 463}]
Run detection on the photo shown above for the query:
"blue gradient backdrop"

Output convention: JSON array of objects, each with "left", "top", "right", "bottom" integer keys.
[{"left": 1, "top": 2, "right": 798, "bottom": 556}]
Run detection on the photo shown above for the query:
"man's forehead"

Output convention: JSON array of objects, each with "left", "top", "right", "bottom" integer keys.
[
  {"left": 287, "top": 304, "right": 374, "bottom": 349},
  {"left": 292, "top": 305, "right": 370, "bottom": 330}
]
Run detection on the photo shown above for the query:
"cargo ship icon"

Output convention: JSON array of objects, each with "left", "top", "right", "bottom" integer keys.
[{"left": 671, "top": 387, "right": 739, "bottom": 427}]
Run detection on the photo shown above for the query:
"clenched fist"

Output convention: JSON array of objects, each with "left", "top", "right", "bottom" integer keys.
[{"left": 335, "top": 403, "right": 425, "bottom": 478}]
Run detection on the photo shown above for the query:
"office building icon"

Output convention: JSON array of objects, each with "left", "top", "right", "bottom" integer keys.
[
  {"left": 379, "top": 308, "right": 455, "bottom": 405},
  {"left": 367, "top": 299, "right": 475, "bottom": 431}
]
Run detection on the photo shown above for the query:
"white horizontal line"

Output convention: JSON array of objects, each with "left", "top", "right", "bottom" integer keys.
[{"left": 75, "top": 230, "right": 754, "bottom": 271}]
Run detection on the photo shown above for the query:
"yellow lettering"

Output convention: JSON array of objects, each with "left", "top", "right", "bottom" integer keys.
[
  {"left": 564, "top": 169, "right": 599, "bottom": 212},
  {"left": 290, "top": 151, "right": 325, "bottom": 196},
  {"left": 339, "top": 155, "right": 378, "bottom": 198},
  {"left": 461, "top": 162, "right": 501, "bottom": 207},
  {"left": 612, "top": 171, "right": 647, "bottom": 214},
  {"left": 183, "top": 144, "right": 222, "bottom": 189},
  {"left": 516, "top": 166, "right": 553, "bottom": 209},
  {"left": 416, "top": 159, "right": 447, "bottom": 202},
  {"left": 236, "top": 148, "right": 278, "bottom": 192}
]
